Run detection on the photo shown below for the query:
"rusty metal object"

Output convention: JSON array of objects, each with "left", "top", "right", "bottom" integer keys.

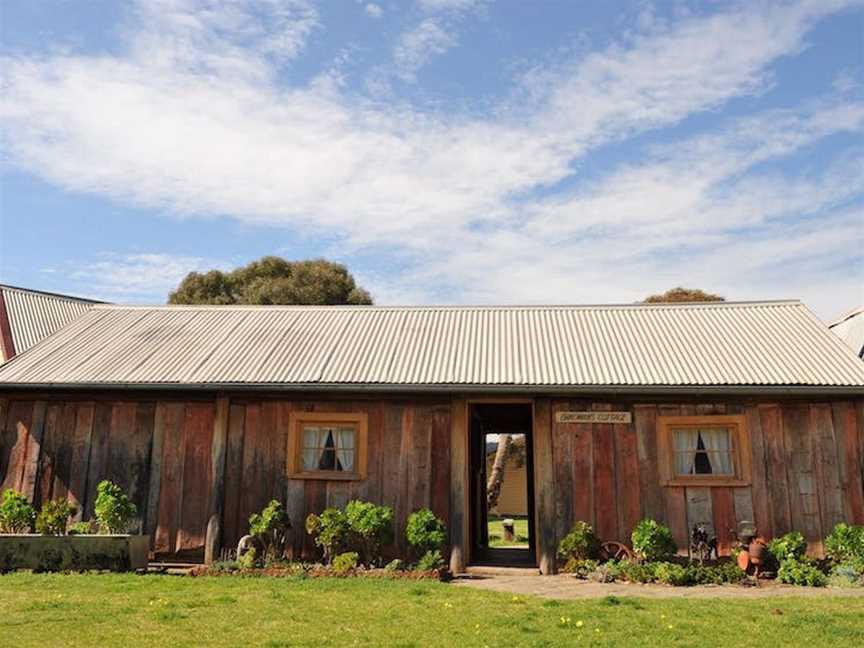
[{"left": 599, "top": 541, "right": 633, "bottom": 561}]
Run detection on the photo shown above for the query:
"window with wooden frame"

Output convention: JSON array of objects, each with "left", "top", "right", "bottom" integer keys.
[
  {"left": 657, "top": 415, "right": 751, "bottom": 486},
  {"left": 287, "top": 412, "right": 368, "bottom": 480}
]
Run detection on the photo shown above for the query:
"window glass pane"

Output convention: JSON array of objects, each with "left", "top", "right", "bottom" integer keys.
[
  {"left": 672, "top": 426, "right": 734, "bottom": 477},
  {"left": 300, "top": 422, "right": 357, "bottom": 472},
  {"left": 698, "top": 427, "right": 733, "bottom": 475},
  {"left": 672, "top": 429, "right": 698, "bottom": 475}
]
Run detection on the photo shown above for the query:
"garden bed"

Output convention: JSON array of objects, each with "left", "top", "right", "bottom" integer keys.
[
  {"left": 197, "top": 561, "right": 451, "bottom": 581},
  {"left": 0, "top": 534, "right": 149, "bottom": 572}
]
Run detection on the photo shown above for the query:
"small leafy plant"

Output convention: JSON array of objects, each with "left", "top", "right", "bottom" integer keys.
[
  {"left": 249, "top": 500, "right": 292, "bottom": 560},
  {"left": 561, "top": 558, "right": 598, "bottom": 578},
  {"left": 68, "top": 520, "right": 94, "bottom": 535},
  {"left": 332, "top": 551, "right": 359, "bottom": 574},
  {"left": 824, "top": 523, "right": 864, "bottom": 564},
  {"left": 777, "top": 557, "right": 827, "bottom": 587},
  {"left": 416, "top": 549, "right": 445, "bottom": 572},
  {"left": 94, "top": 480, "right": 137, "bottom": 534},
  {"left": 0, "top": 489, "right": 36, "bottom": 533},
  {"left": 406, "top": 508, "right": 447, "bottom": 559},
  {"left": 306, "top": 508, "right": 350, "bottom": 564},
  {"left": 768, "top": 531, "right": 807, "bottom": 562},
  {"left": 237, "top": 546, "right": 258, "bottom": 570},
  {"left": 631, "top": 519, "right": 676, "bottom": 562},
  {"left": 35, "top": 499, "right": 77, "bottom": 535},
  {"left": 344, "top": 500, "right": 393, "bottom": 566},
  {"left": 828, "top": 560, "right": 864, "bottom": 587},
  {"left": 558, "top": 521, "right": 600, "bottom": 567}
]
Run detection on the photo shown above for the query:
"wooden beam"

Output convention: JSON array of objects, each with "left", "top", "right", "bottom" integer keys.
[
  {"left": 448, "top": 397, "right": 468, "bottom": 574},
  {"left": 205, "top": 396, "right": 230, "bottom": 564},
  {"left": 533, "top": 397, "right": 557, "bottom": 574}
]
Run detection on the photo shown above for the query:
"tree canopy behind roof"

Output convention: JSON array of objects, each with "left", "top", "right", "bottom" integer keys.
[
  {"left": 643, "top": 287, "right": 725, "bottom": 303},
  {"left": 168, "top": 257, "right": 373, "bottom": 305}
]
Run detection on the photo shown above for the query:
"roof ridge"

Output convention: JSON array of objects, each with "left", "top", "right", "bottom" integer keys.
[{"left": 92, "top": 300, "right": 803, "bottom": 311}]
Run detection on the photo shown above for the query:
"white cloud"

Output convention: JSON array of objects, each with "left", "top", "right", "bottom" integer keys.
[
  {"left": 1, "top": 0, "right": 862, "bottom": 317},
  {"left": 365, "top": 3, "right": 383, "bottom": 19},
  {"left": 67, "top": 253, "right": 217, "bottom": 302},
  {"left": 392, "top": 18, "right": 457, "bottom": 81},
  {"left": 418, "top": 0, "right": 486, "bottom": 12}
]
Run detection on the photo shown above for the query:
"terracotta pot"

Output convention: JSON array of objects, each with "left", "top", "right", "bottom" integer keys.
[
  {"left": 737, "top": 550, "right": 750, "bottom": 571},
  {"left": 748, "top": 541, "right": 767, "bottom": 564}
]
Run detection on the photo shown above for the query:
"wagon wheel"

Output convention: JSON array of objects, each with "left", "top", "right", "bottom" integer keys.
[{"left": 599, "top": 541, "right": 633, "bottom": 562}]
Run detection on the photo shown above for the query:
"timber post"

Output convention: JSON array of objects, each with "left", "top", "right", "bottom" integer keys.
[{"left": 449, "top": 397, "right": 468, "bottom": 574}]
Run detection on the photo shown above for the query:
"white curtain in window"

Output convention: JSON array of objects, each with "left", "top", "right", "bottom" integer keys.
[
  {"left": 302, "top": 427, "right": 328, "bottom": 470},
  {"left": 337, "top": 428, "right": 355, "bottom": 471},
  {"left": 700, "top": 428, "right": 733, "bottom": 475},
  {"left": 674, "top": 429, "right": 698, "bottom": 475}
]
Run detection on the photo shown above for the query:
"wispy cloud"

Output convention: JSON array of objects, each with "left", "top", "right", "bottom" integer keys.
[{"left": 1, "top": 0, "right": 862, "bottom": 316}]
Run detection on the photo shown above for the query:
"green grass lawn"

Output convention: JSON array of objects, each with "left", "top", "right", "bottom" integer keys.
[
  {"left": 488, "top": 514, "right": 530, "bottom": 548},
  {"left": 2, "top": 573, "right": 863, "bottom": 647}
]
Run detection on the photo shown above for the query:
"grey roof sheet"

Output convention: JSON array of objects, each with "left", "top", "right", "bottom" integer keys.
[
  {"left": 829, "top": 306, "right": 864, "bottom": 358},
  {"left": 0, "top": 285, "right": 99, "bottom": 357},
  {"left": 0, "top": 301, "right": 862, "bottom": 389}
]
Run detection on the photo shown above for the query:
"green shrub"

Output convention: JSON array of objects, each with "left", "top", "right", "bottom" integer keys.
[
  {"left": 768, "top": 531, "right": 807, "bottom": 562},
  {"left": 306, "top": 508, "right": 350, "bottom": 564},
  {"left": 653, "top": 561, "right": 689, "bottom": 586},
  {"left": 558, "top": 521, "right": 600, "bottom": 563},
  {"left": 406, "top": 508, "right": 447, "bottom": 557},
  {"left": 332, "top": 551, "right": 359, "bottom": 574},
  {"left": 344, "top": 500, "right": 393, "bottom": 566},
  {"left": 0, "top": 489, "right": 36, "bottom": 533},
  {"left": 249, "top": 500, "right": 291, "bottom": 560},
  {"left": 237, "top": 546, "right": 258, "bottom": 570},
  {"left": 416, "top": 549, "right": 445, "bottom": 572},
  {"left": 777, "top": 558, "right": 827, "bottom": 587},
  {"left": 67, "top": 520, "right": 94, "bottom": 535},
  {"left": 562, "top": 557, "right": 599, "bottom": 578},
  {"left": 94, "top": 480, "right": 136, "bottom": 534},
  {"left": 611, "top": 560, "right": 657, "bottom": 583},
  {"left": 828, "top": 560, "right": 864, "bottom": 587},
  {"left": 631, "top": 519, "right": 676, "bottom": 562},
  {"left": 35, "top": 499, "right": 77, "bottom": 535},
  {"left": 685, "top": 561, "right": 743, "bottom": 585},
  {"left": 384, "top": 558, "right": 404, "bottom": 572},
  {"left": 824, "top": 523, "right": 864, "bottom": 564},
  {"left": 210, "top": 560, "right": 240, "bottom": 574}
]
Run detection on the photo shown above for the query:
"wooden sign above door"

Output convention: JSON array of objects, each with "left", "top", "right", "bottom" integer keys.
[{"left": 555, "top": 411, "right": 632, "bottom": 424}]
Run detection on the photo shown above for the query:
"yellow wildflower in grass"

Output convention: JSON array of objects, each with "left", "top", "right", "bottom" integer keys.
[{"left": 575, "top": 620, "right": 584, "bottom": 628}]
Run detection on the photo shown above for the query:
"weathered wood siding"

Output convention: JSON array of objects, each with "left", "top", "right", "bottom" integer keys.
[
  {"left": 1, "top": 393, "right": 862, "bottom": 566},
  {"left": 543, "top": 399, "right": 864, "bottom": 559},
  {"left": 0, "top": 395, "right": 451, "bottom": 561}
]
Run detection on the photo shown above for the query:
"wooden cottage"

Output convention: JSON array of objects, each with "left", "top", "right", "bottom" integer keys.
[{"left": 0, "top": 301, "right": 862, "bottom": 574}]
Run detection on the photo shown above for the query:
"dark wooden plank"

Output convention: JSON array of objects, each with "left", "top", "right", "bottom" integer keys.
[
  {"left": 67, "top": 403, "right": 94, "bottom": 522},
  {"left": 260, "top": 401, "right": 280, "bottom": 503},
  {"left": 833, "top": 401, "right": 864, "bottom": 524},
  {"left": 410, "top": 404, "right": 433, "bottom": 514},
  {"left": 711, "top": 487, "right": 736, "bottom": 556},
  {"left": 1, "top": 400, "right": 33, "bottom": 493},
  {"left": 428, "top": 404, "right": 450, "bottom": 525},
  {"left": 177, "top": 402, "right": 215, "bottom": 551},
  {"left": 145, "top": 402, "right": 169, "bottom": 541},
  {"left": 83, "top": 402, "right": 113, "bottom": 520},
  {"left": 238, "top": 403, "right": 264, "bottom": 531},
  {"left": 222, "top": 403, "right": 246, "bottom": 550},
  {"left": 104, "top": 402, "right": 137, "bottom": 492},
  {"left": 205, "top": 396, "right": 230, "bottom": 564},
  {"left": 326, "top": 481, "right": 350, "bottom": 510},
  {"left": 449, "top": 398, "right": 467, "bottom": 573},
  {"left": 395, "top": 405, "right": 415, "bottom": 556},
  {"left": 534, "top": 398, "right": 557, "bottom": 574},
  {"left": 685, "top": 487, "right": 714, "bottom": 545},
  {"left": 303, "top": 479, "right": 328, "bottom": 559},
  {"left": 665, "top": 487, "right": 688, "bottom": 554},
  {"left": 812, "top": 404, "right": 844, "bottom": 535},
  {"left": 782, "top": 405, "right": 822, "bottom": 553},
  {"left": 128, "top": 402, "right": 156, "bottom": 533},
  {"left": 760, "top": 405, "right": 792, "bottom": 537},
  {"left": 634, "top": 405, "right": 663, "bottom": 521},
  {"left": 571, "top": 412, "right": 594, "bottom": 526},
  {"left": 37, "top": 403, "right": 61, "bottom": 507},
  {"left": 19, "top": 401, "right": 46, "bottom": 503},
  {"left": 592, "top": 403, "right": 618, "bottom": 543},
  {"left": 154, "top": 402, "right": 186, "bottom": 555},
  {"left": 552, "top": 400, "right": 575, "bottom": 542},
  {"left": 744, "top": 405, "right": 772, "bottom": 539},
  {"left": 0, "top": 398, "right": 8, "bottom": 488},
  {"left": 49, "top": 403, "right": 76, "bottom": 504},
  {"left": 614, "top": 413, "right": 641, "bottom": 543}
]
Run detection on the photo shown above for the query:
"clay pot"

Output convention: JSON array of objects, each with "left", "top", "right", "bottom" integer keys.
[
  {"left": 737, "top": 550, "right": 751, "bottom": 571},
  {"left": 748, "top": 540, "right": 768, "bottom": 564}
]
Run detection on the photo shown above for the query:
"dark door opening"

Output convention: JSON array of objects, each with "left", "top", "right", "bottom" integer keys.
[{"left": 469, "top": 403, "right": 536, "bottom": 566}]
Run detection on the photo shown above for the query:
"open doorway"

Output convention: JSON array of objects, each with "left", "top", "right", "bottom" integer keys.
[{"left": 469, "top": 403, "right": 535, "bottom": 566}]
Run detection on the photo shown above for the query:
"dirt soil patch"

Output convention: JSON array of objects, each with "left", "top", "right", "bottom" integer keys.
[{"left": 454, "top": 573, "right": 864, "bottom": 599}]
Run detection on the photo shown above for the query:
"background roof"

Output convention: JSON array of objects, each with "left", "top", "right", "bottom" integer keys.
[
  {"left": 0, "top": 300, "right": 861, "bottom": 391},
  {"left": 830, "top": 306, "right": 864, "bottom": 359},
  {"left": 0, "top": 284, "right": 100, "bottom": 361}
]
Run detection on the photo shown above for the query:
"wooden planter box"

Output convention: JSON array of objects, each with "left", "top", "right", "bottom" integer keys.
[{"left": 0, "top": 534, "right": 149, "bottom": 572}]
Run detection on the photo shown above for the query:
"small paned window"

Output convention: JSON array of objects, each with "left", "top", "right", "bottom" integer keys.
[
  {"left": 288, "top": 412, "right": 367, "bottom": 480},
  {"left": 658, "top": 415, "right": 750, "bottom": 486}
]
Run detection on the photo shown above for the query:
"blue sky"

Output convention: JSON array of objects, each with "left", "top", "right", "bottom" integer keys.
[{"left": 0, "top": 0, "right": 861, "bottom": 320}]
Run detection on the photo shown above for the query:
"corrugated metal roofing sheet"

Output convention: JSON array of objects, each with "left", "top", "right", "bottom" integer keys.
[
  {"left": 0, "top": 301, "right": 862, "bottom": 389},
  {"left": 829, "top": 306, "right": 864, "bottom": 359},
  {"left": 0, "top": 285, "right": 98, "bottom": 359}
]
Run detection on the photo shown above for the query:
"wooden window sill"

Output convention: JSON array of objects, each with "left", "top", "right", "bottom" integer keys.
[
  {"left": 662, "top": 479, "right": 750, "bottom": 487},
  {"left": 288, "top": 471, "right": 363, "bottom": 481}
]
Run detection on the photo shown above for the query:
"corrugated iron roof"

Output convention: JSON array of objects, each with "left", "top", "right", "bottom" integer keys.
[
  {"left": 0, "top": 284, "right": 100, "bottom": 360},
  {"left": 0, "top": 300, "right": 862, "bottom": 390},
  {"left": 830, "top": 306, "right": 864, "bottom": 359}
]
